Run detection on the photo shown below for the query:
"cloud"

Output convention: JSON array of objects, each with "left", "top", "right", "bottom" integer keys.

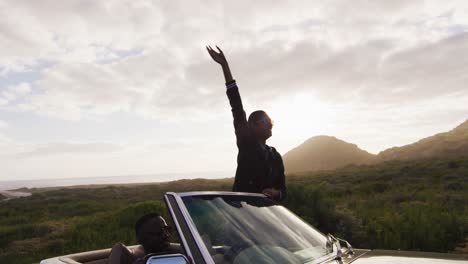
[
  {"left": 0, "top": 1, "right": 467, "bottom": 121},
  {"left": 13, "top": 49, "right": 184, "bottom": 120},
  {"left": 0, "top": 1, "right": 467, "bottom": 181},
  {"left": 0, "top": 138, "right": 123, "bottom": 158},
  {"left": 0, "top": 0, "right": 166, "bottom": 72},
  {"left": 0, "top": 0, "right": 468, "bottom": 157},
  {"left": 181, "top": 32, "right": 468, "bottom": 108},
  {"left": 16, "top": 142, "right": 123, "bottom": 158},
  {"left": 20, "top": 32, "right": 468, "bottom": 121},
  {"left": 0, "top": 82, "right": 32, "bottom": 104},
  {"left": 0, "top": 120, "right": 7, "bottom": 129},
  {"left": 0, "top": 82, "right": 34, "bottom": 113},
  {"left": 0, "top": 136, "right": 236, "bottom": 180},
  {"left": 1, "top": 1, "right": 466, "bottom": 69}
]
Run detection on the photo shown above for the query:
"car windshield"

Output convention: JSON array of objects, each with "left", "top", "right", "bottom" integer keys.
[{"left": 182, "top": 195, "right": 330, "bottom": 264}]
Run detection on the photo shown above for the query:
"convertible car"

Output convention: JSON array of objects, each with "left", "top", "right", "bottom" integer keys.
[{"left": 41, "top": 192, "right": 468, "bottom": 264}]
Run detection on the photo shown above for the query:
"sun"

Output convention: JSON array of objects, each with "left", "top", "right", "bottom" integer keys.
[{"left": 265, "top": 92, "right": 336, "bottom": 152}]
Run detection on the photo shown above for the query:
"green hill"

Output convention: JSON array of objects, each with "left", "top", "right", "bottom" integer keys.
[
  {"left": 283, "top": 135, "right": 375, "bottom": 174},
  {"left": 283, "top": 120, "right": 468, "bottom": 173},
  {"left": 378, "top": 119, "right": 468, "bottom": 161}
]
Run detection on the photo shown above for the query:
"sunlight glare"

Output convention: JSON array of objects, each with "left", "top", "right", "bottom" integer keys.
[{"left": 265, "top": 92, "right": 335, "bottom": 151}]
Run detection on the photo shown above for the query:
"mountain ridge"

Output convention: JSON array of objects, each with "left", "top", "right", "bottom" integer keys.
[
  {"left": 377, "top": 119, "right": 468, "bottom": 161},
  {"left": 283, "top": 135, "right": 375, "bottom": 174},
  {"left": 283, "top": 119, "right": 468, "bottom": 174}
]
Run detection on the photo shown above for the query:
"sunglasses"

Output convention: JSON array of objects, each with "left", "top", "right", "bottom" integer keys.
[{"left": 255, "top": 117, "right": 274, "bottom": 127}]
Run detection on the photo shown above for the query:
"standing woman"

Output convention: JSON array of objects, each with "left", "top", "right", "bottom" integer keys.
[{"left": 207, "top": 46, "right": 286, "bottom": 201}]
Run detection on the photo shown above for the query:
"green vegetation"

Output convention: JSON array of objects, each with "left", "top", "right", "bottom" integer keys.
[
  {"left": 1, "top": 158, "right": 467, "bottom": 263},
  {"left": 0, "top": 179, "right": 232, "bottom": 264},
  {"left": 285, "top": 157, "right": 468, "bottom": 253}
]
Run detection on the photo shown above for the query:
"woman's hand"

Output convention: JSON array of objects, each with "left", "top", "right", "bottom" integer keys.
[
  {"left": 262, "top": 188, "right": 280, "bottom": 200},
  {"left": 206, "top": 45, "right": 233, "bottom": 83},
  {"left": 206, "top": 45, "right": 228, "bottom": 66}
]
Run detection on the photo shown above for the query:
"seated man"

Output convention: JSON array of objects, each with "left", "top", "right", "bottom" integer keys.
[{"left": 108, "top": 213, "right": 177, "bottom": 264}]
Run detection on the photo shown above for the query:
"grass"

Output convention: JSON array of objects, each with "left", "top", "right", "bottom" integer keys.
[{"left": 0, "top": 158, "right": 467, "bottom": 263}]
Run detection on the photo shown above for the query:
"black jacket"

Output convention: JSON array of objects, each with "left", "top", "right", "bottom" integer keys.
[{"left": 226, "top": 80, "right": 286, "bottom": 201}]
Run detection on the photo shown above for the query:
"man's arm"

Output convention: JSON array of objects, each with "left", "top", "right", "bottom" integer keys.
[
  {"left": 206, "top": 46, "right": 249, "bottom": 141},
  {"left": 108, "top": 243, "right": 135, "bottom": 264}
]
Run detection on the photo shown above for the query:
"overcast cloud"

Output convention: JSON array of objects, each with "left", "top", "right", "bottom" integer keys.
[{"left": 0, "top": 0, "right": 467, "bottom": 181}]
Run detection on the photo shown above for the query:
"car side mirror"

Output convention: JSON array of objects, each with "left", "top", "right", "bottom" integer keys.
[{"left": 146, "top": 254, "right": 189, "bottom": 264}]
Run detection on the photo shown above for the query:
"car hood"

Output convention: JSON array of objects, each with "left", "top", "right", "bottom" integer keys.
[{"left": 345, "top": 249, "right": 468, "bottom": 264}]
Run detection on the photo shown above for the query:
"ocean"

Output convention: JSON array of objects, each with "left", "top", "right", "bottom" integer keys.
[{"left": 0, "top": 172, "right": 231, "bottom": 191}]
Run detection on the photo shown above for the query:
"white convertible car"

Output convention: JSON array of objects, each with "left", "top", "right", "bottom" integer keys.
[{"left": 41, "top": 192, "right": 468, "bottom": 264}]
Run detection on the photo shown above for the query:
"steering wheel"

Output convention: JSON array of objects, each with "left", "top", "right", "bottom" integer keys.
[{"left": 223, "top": 242, "right": 251, "bottom": 263}]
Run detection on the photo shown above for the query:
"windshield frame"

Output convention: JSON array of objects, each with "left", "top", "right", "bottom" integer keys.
[
  {"left": 169, "top": 192, "right": 216, "bottom": 264},
  {"left": 172, "top": 191, "right": 340, "bottom": 264}
]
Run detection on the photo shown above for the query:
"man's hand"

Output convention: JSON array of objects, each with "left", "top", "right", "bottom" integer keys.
[
  {"left": 206, "top": 45, "right": 228, "bottom": 66},
  {"left": 262, "top": 188, "right": 280, "bottom": 200}
]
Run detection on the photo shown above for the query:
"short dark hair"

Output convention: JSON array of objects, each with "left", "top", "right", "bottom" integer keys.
[
  {"left": 248, "top": 110, "right": 267, "bottom": 124},
  {"left": 135, "top": 213, "right": 161, "bottom": 237}
]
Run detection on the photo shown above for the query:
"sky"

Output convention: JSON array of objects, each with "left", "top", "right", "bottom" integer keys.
[{"left": 0, "top": 0, "right": 467, "bottom": 181}]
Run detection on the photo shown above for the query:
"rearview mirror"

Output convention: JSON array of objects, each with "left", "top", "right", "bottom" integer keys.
[{"left": 146, "top": 254, "right": 189, "bottom": 264}]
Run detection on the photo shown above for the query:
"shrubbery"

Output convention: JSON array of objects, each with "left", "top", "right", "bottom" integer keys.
[{"left": 0, "top": 159, "right": 467, "bottom": 263}]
